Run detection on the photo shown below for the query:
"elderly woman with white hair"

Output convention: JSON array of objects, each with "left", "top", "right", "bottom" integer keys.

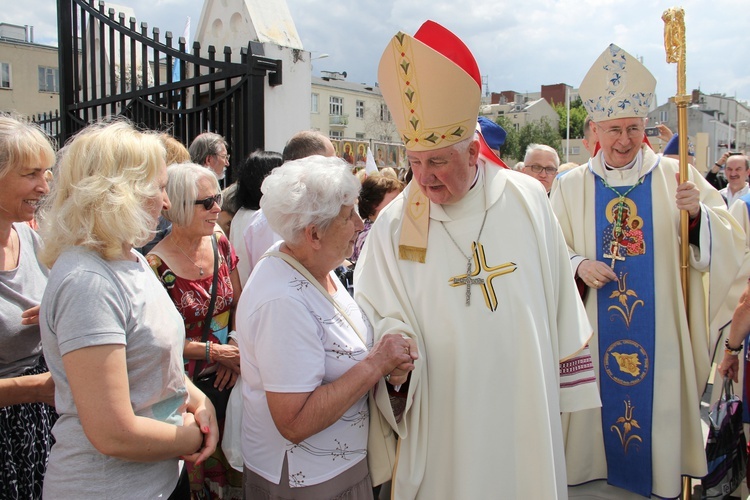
[
  {"left": 147, "top": 162, "right": 243, "bottom": 498},
  {"left": 38, "top": 121, "right": 218, "bottom": 499},
  {"left": 236, "top": 156, "right": 417, "bottom": 499}
]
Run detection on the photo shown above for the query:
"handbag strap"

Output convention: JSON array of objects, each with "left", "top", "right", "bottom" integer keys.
[
  {"left": 193, "top": 234, "right": 220, "bottom": 380},
  {"left": 262, "top": 250, "right": 366, "bottom": 346},
  {"left": 723, "top": 376, "right": 735, "bottom": 400}
]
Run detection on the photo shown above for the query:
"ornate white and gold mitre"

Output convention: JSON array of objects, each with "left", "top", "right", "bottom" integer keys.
[
  {"left": 378, "top": 21, "right": 485, "bottom": 262},
  {"left": 579, "top": 44, "right": 657, "bottom": 123}
]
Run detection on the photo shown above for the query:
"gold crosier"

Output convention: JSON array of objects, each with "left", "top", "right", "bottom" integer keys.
[{"left": 662, "top": 7, "right": 691, "bottom": 500}]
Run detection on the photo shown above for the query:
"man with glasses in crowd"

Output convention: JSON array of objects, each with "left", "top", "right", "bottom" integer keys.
[
  {"left": 189, "top": 132, "right": 230, "bottom": 180},
  {"left": 522, "top": 143, "right": 559, "bottom": 194},
  {"left": 551, "top": 44, "right": 745, "bottom": 499}
]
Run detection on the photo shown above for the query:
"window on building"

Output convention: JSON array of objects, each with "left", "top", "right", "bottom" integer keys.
[
  {"left": 563, "top": 146, "right": 581, "bottom": 155},
  {"left": 329, "top": 130, "right": 342, "bottom": 139},
  {"left": 356, "top": 100, "right": 364, "bottom": 119},
  {"left": 38, "top": 66, "right": 59, "bottom": 93},
  {"left": 0, "top": 63, "right": 10, "bottom": 89},
  {"left": 311, "top": 93, "right": 319, "bottom": 113},
  {"left": 330, "top": 96, "right": 343, "bottom": 116},
  {"left": 379, "top": 103, "right": 391, "bottom": 122},
  {"left": 659, "top": 110, "right": 668, "bottom": 123},
  {"left": 355, "top": 133, "right": 365, "bottom": 139}
]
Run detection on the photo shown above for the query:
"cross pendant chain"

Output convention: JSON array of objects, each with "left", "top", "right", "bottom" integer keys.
[
  {"left": 442, "top": 210, "right": 489, "bottom": 307},
  {"left": 450, "top": 256, "right": 485, "bottom": 306}
]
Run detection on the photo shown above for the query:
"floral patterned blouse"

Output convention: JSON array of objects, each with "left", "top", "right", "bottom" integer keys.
[{"left": 147, "top": 234, "right": 239, "bottom": 378}]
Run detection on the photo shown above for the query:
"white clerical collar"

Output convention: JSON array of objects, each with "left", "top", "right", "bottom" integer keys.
[{"left": 594, "top": 149, "right": 647, "bottom": 187}]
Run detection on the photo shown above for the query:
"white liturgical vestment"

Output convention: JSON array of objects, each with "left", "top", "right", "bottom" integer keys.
[
  {"left": 551, "top": 145, "right": 746, "bottom": 499},
  {"left": 355, "top": 161, "right": 600, "bottom": 499}
]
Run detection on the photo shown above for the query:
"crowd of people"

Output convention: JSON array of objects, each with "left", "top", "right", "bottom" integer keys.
[{"left": 3, "top": 18, "right": 750, "bottom": 500}]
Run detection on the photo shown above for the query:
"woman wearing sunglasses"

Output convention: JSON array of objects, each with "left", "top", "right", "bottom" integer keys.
[{"left": 147, "top": 162, "right": 243, "bottom": 499}]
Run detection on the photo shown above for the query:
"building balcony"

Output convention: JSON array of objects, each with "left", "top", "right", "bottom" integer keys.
[{"left": 329, "top": 114, "right": 349, "bottom": 127}]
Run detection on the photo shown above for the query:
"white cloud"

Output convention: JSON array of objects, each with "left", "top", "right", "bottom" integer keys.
[{"left": 11, "top": 0, "right": 750, "bottom": 103}]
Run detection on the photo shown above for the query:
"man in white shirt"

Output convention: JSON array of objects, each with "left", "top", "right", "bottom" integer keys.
[
  {"left": 719, "top": 154, "right": 750, "bottom": 206},
  {"left": 189, "top": 132, "right": 229, "bottom": 180}
]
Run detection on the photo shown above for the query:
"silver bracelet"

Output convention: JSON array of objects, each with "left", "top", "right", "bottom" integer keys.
[{"left": 385, "top": 373, "right": 391, "bottom": 383}]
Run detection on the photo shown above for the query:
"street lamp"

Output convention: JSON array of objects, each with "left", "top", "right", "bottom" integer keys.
[{"left": 311, "top": 53, "right": 329, "bottom": 61}]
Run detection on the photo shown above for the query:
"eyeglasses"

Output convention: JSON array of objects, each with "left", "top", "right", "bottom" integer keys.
[
  {"left": 194, "top": 193, "right": 222, "bottom": 210},
  {"left": 526, "top": 164, "right": 558, "bottom": 175},
  {"left": 215, "top": 153, "right": 230, "bottom": 162},
  {"left": 596, "top": 124, "right": 645, "bottom": 139}
]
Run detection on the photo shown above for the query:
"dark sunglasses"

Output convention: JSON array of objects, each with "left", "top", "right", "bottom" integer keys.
[{"left": 194, "top": 193, "right": 222, "bottom": 210}]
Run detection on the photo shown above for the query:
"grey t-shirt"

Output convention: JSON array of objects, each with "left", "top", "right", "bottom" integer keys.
[
  {"left": 40, "top": 247, "right": 188, "bottom": 499},
  {"left": 0, "top": 223, "right": 48, "bottom": 378}
]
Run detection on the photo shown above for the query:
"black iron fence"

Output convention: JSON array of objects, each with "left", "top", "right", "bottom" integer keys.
[{"left": 48, "top": 0, "right": 282, "bottom": 181}]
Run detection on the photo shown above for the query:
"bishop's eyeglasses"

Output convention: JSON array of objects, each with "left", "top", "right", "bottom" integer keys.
[{"left": 596, "top": 124, "right": 645, "bottom": 139}]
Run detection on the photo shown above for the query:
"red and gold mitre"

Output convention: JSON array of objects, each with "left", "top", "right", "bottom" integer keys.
[{"left": 378, "top": 21, "right": 482, "bottom": 152}]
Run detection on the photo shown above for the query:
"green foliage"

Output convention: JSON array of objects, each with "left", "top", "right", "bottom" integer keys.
[
  {"left": 494, "top": 116, "right": 562, "bottom": 164},
  {"left": 554, "top": 96, "right": 588, "bottom": 140},
  {"left": 518, "top": 118, "right": 562, "bottom": 159},
  {"left": 495, "top": 116, "right": 519, "bottom": 163}
]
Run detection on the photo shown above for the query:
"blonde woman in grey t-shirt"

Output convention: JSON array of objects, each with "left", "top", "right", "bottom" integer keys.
[{"left": 38, "top": 121, "right": 219, "bottom": 499}]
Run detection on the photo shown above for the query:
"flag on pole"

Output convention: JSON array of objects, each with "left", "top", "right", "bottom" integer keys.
[
  {"left": 365, "top": 147, "right": 379, "bottom": 176},
  {"left": 172, "top": 17, "right": 190, "bottom": 83}
]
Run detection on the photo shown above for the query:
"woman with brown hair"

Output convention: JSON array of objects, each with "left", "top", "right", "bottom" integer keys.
[{"left": 350, "top": 174, "right": 403, "bottom": 264}]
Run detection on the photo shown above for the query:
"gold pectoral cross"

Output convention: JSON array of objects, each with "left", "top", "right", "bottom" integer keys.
[{"left": 448, "top": 242, "right": 517, "bottom": 311}]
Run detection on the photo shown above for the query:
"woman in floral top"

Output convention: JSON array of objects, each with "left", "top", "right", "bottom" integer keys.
[{"left": 147, "top": 162, "right": 242, "bottom": 500}]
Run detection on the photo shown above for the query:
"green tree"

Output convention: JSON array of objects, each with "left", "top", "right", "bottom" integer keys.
[
  {"left": 518, "top": 118, "right": 562, "bottom": 160},
  {"left": 555, "top": 96, "right": 588, "bottom": 140},
  {"left": 492, "top": 116, "right": 563, "bottom": 165},
  {"left": 495, "top": 115, "right": 520, "bottom": 163}
]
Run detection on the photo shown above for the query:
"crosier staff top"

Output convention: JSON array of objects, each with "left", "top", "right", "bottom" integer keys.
[{"left": 662, "top": 8, "right": 687, "bottom": 96}]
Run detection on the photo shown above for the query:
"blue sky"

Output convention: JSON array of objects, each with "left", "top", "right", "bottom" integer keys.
[{"left": 6, "top": 0, "right": 749, "bottom": 106}]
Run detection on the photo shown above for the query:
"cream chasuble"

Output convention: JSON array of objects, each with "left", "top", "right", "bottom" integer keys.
[
  {"left": 551, "top": 145, "right": 746, "bottom": 499},
  {"left": 355, "top": 161, "right": 600, "bottom": 499}
]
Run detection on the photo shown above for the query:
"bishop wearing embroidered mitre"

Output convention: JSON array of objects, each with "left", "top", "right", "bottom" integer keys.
[
  {"left": 354, "top": 20, "right": 601, "bottom": 499},
  {"left": 550, "top": 44, "right": 746, "bottom": 499}
]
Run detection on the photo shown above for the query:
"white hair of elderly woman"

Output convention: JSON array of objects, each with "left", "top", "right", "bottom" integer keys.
[
  {"left": 261, "top": 155, "right": 360, "bottom": 245},
  {"left": 162, "top": 162, "right": 222, "bottom": 227}
]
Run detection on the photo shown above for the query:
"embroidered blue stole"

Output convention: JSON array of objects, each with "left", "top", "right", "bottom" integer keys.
[
  {"left": 739, "top": 192, "right": 750, "bottom": 423},
  {"left": 595, "top": 173, "right": 656, "bottom": 497}
]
